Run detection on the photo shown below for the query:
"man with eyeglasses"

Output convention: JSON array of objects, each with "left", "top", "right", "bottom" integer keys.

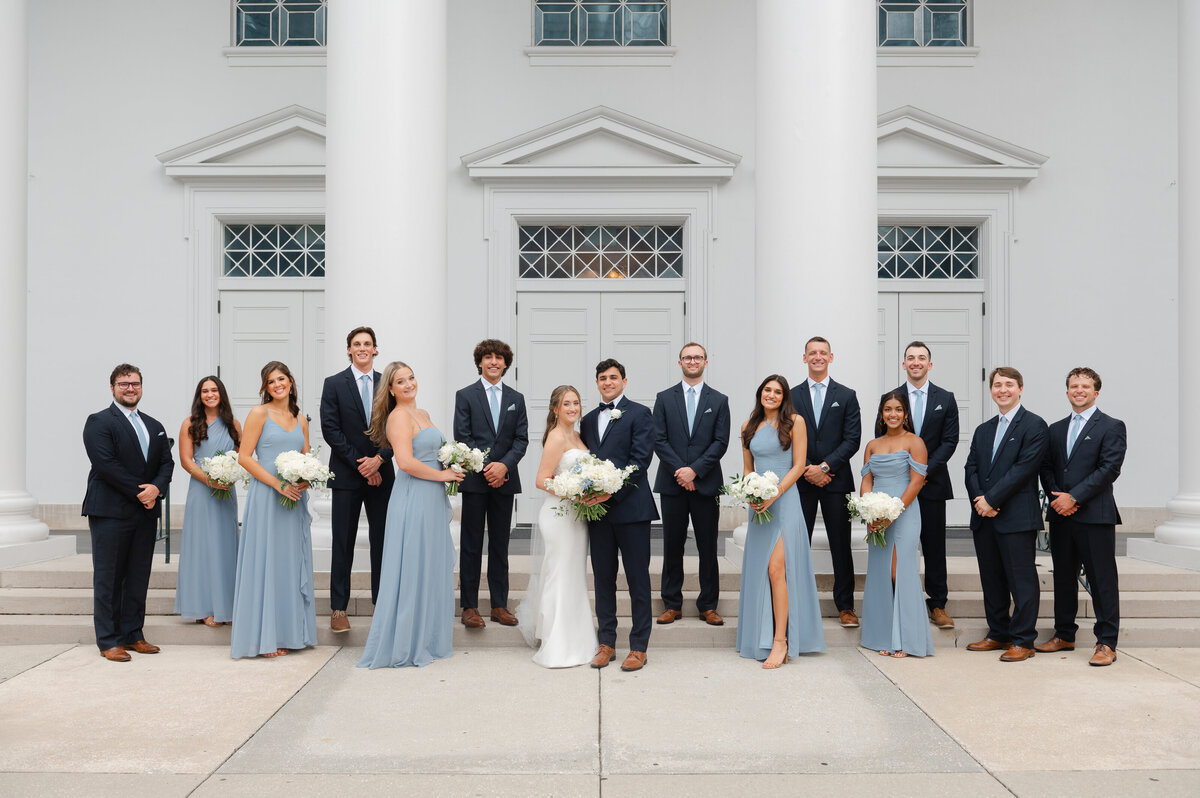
[
  {"left": 82, "top": 364, "right": 174, "bottom": 662},
  {"left": 652, "top": 343, "right": 731, "bottom": 627}
]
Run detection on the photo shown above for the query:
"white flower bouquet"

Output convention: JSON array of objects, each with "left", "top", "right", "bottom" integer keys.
[
  {"left": 274, "top": 448, "right": 334, "bottom": 509},
  {"left": 721, "top": 472, "right": 781, "bottom": 524},
  {"left": 198, "top": 450, "right": 249, "bottom": 500},
  {"left": 544, "top": 453, "right": 638, "bottom": 522},
  {"left": 847, "top": 492, "right": 907, "bottom": 547},
  {"left": 437, "top": 440, "right": 489, "bottom": 496}
]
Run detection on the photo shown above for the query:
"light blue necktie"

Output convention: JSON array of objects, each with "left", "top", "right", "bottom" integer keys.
[
  {"left": 992, "top": 416, "right": 1008, "bottom": 459},
  {"left": 360, "top": 375, "right": 372, "bottom": 422},
  {"left": 686, "top": 386, "right": 697, "bottom": 433},
  {"left": 490, "top": 385, "right": 501, "bottom": 430},
  {"left": 1067, "top": 414, "right": 1084, "bottom": 456},
  {"left": 912, "top": 389, "right": 925, "bottom": 435},
  {"left": 812, "top": 383, "right": 824, "bottom": 427},
  {"left": 130, "top": 411, "right": 149, "bottom": 460}
]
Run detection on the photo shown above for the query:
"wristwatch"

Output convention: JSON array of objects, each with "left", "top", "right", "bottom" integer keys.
[{"left": 819, "top": 463, "right": 830, "bottom": 474}]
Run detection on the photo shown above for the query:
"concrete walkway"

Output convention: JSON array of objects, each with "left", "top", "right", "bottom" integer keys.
[{"left": 2, "top": 643, "right": 1198, "bottom": 796}]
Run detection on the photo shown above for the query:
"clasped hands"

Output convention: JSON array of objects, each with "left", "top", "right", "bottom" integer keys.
[
  {"left": 136, "top": 483, "right": 160, "bottom": 509},
  {"left": 357, "top": 455, "right": 384, "bottom": 487},
  {"left": 278, "top": 480, "right": 309, "bottom": 502},
  {"left": 803, "top": 463, "right": 832, "bottom": 488},
  {"left": 482, "top": 461, "right": 509, "bottom": 488},
  {"left": 972, "top": 495, "right": 999, "bottom": 517},
  {"left": 1048, "top": 491, "right": 1079, "bottom": 516},
  {"left": 674, "top": 466, "right": 697, "bottom": 491}
]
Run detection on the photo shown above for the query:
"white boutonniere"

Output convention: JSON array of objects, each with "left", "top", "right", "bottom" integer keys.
[
  {"left": 609, "top": 409, "right": 624, "bottom": 421},
  {"left": 507, "top": 403, "right": 516, "bottom": 412}
]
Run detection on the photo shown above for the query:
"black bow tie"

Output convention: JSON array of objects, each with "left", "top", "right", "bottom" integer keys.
[{"left": 599, "top": 402, "right": 615, "bottom": 410}]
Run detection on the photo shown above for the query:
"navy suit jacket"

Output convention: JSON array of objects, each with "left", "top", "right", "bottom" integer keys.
[
  {"left": 453, "top": 381, "right": 529, "bottom": 495},
  {"left": 651, "top": 383, "right": 731, "bottom": 497},
  {"left": 964, "top": 406, "right": 1049, "bottom": 534},
  {"left": 894, "top": 382, "right": 959, "bottom": 501},
  {"left": 580, "top": 396, "right": 659, "bottom": 524},
  {"left": 1039, "top": 409, "right": 1126, "bottom": 526},
  {"left": 82, "top": 404, "right": 174, "bottom": 521},
  {"left": 320, "top": 368, "right": 395, "bottom": 491},
  {"left": 793, "top": 378, "right": 862, "bottom": 495}
]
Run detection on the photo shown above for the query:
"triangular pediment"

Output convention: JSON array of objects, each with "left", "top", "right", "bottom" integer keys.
[
  {"left": 157, "top": 105, "right": 326, "bottom": 179},
  {"left": 877, "top": 106, "right": 1046, "bottom": 182},
  {"left": 462, "top": 106, "right": 740, "bottom": 179}
]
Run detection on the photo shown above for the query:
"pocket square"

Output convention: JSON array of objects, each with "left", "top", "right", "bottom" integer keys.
[
  {"left": 934, "top": 405, "right": 943, "bottom": 411},
  {"left": 1084, "top": 435, "right": 1092, "bottom": 441},
  {"left": 704, "top": 408, "right": 713, "bottom": 414},
  {"left": 831, "top": 402, "right": 840, "bottom": 408},
  {"left": 157, "top": 431, "right": 165, "bottom": 436},
  {"left": 507, "top": 404, "right": 516, "bottom": 412}
]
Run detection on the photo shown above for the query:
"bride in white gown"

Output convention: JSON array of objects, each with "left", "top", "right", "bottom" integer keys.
[{"left": 515, "top": 385, "right": 599, "bottom": 668}]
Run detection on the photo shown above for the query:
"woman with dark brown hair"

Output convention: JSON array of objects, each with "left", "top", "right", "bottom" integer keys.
[
  {"left": 175, "top": 376, "right": 241, "bottom": 627},
  {"left": 231, "top": 361, "right": 318, "bottom": 659}
]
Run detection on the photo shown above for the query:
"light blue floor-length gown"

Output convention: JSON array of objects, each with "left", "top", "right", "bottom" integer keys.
[
  {"left": 230, "top": 417, "right": 317, "bottom": 658},
  {"left": 175, "top": 418, "right": 239, "bottom": 622},
  {"left": 735, "top": 425, "right": 826, "bottom": 660},
  {"left": 860, "top": 451, "right": 934, "bottom": 657},
  {"left": 358, "top": 425, "right": 455, "bottom": 668}
]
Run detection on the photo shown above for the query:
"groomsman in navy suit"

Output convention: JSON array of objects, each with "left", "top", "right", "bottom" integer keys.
[
  {"left": 581, "top": 359, "right": 659, "bottom": 671},
  {"left": 794, "top": 336, "right": 862, "bottom": 627},
  {"left": 82, "top": 364, "right": 174, "bottom": 662},
  {"left": 894, "top": 341, "right": 960, "bottom": 629},
  {"left": 652, "top": 342, "right": 731, "bottom": 626},
  {"left": 320, "top": 326, "right": 395, "bottom": 632},
  {"left": 1036, "top": 367, "right": 1126, "bottom": 666},
  {"left": 964, "top": 366, "right": 1048, "bottom": 662},
  {"left": 453, "top": 339, "right": 529, "bottom": 628}
]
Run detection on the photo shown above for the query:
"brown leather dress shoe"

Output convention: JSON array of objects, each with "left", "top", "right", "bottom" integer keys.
[
  {"left": 1089, "top": 643, "right": 1117, "bottom": 666},
  {"left": 590, "top": 644, "right": 616, "bottom": 669},
  {"left": 699, "top": 610, "right": 725, "bottom": 626},
  {"left": 929, "top": 608, "right": 955, "bottom": 629},
  {"left": 122, "top": 640, "right": 160, "bottom": 654},
  {"left": 620, "top": 651, "right": 647, "bottom": 672},
  {"left": 1034, "top": 637, "right": 1075, "bottom": 653},
  {"left": 461, "top": 608, "right": 485, "bottom": 628},
  {"left": 330, "top": 610, "right": 351, "bottom": 633},
  {"left": 999, "top": 645, "right": 1036, "bottom": 662},
  {"left": 100, "top": 647, "right": 131, "bottom": 662},
  {"left": 490, "top": 607, "right": 518, "bottom": 626},
  {"left": 656, "top": 609, "right": 682, "bottom": 624},
  {"left": 838, "top": 609, "right": 859, "bottom": 628},
  {"left": 966, "top": 637, "right": 1012, "bottom": 652}
]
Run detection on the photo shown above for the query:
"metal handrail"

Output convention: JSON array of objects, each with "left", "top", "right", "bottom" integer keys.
[
  {"left": 156, "top": 437, "right": 174, "bottom": 563},
  {"left": 1037, "top": 489, "right": 1090, "bottom": 596}
]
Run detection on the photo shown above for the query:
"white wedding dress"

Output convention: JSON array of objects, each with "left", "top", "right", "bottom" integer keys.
[{"left": 515, "top": 448, "right": 599, "bottom": 668}]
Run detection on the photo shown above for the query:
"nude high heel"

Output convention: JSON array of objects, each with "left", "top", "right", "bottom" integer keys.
[{"left": 763, "top": 637, "right": 789, "bottom": 669}]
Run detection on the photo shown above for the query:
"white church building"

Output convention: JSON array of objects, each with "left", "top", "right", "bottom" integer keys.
[{"left": 1, "top": 0, "right": 1197, "bottom": 570}]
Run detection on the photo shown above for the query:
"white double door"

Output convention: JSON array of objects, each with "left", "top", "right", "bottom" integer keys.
[
  {"left": 514, "top": 290, "right": 686, "bottom": 524},
  {"left": 218, "top": 289, "right": 327, "bottom": 453},
  {"left": 877, "top": 291, "right": 983, "bottom": 526}
]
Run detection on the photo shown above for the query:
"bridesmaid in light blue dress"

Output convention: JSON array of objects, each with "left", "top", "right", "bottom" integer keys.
[
  {"left": 359, "top": 362, "right": 462, "bottom": 669},
  {"left": 859, "top": 390, "right": 934, "bottom": 658},
  {"left": 175, "top": 376, "right": 242, "bottom": 625},
  {"left": 736, "top": 375, "right": 825, "bottom": 669},
  {"left": 231, "top": 361, "right": 318, "bottom": 659}
]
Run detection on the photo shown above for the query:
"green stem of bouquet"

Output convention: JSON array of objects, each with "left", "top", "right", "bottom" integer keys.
[
  {"left": 445, "top": 483, "right": 459, "bottom": 496},
  {"left": 750, "top": 508, "right": 774, "bottom": 524}
]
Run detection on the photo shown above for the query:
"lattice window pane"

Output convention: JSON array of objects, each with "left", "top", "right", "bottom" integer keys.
[
  {"left": 877, "top": 224, "right": 978, "bottom": 279},
  {"left": 235, "top": 1, "right": 327, "bottom": 47},
  {"left": 519, "top": 224, "right": 684, "bottom": 279},
  {"left": 223, "top": 223, "right": 326, "bottom": 278},
  {"left": 534, "top": 1, "right": 668, "bottom": 47},
  {"left": 878, "top": 1, "right": 967, "bottom": 47}
]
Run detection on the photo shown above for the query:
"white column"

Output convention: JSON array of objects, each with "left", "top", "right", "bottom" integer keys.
[
  {"left": 754, "top": 1, "right": 877, "bottom": 561},
  {"left": 0, "top": 0, "right": 65, "bottom": 567},
  {"left": 319, "top": 1, "right": 449, "bottom": 562},
  {"left": 1134, "top": 2, "right": 1200, "bottom": 570},
  {"left": 326, "top": 0, "right": 448, "bottom": 414}
]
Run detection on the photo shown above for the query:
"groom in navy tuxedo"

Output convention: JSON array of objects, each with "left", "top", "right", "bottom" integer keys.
[
  {"left": 581, "top": 358, "right": 658, "bottom": 672},
  {"left": 453, "top": 339, "right": 529, "bottom": 628},
  {"left": 82, "top": 364, "right": 174, "bottom": 662},
  {"left": 964, "top": 366, "right": 1048, "bottom": 662},
  {"left": 320, "top": 326, "right": 394, "bottom": 633},
  {"left": 1036, "top": 367, "right": 1126, "bottom": 666},
  {"left": 894, "top": 341, "right": 960, "bottom": 630}
]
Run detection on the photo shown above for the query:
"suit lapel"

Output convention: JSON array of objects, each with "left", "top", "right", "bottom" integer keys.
[
  {"left": 600, "top": 396, "right": 625, "bottom": 446},
  {"left": 111, "top": 404, "right": 147, "bottom": 465},
  {"left": 989, "top": 407, "right": 1024, "bottom": 471},
  {"left": 795, "top": 380, "right": 814, "bottom": 426},
  {"left": 1066, "top": 411, "right": 1101, "bottom": 464},
  {"left": 816, "top": 381, "right": 836, "bottom": 433},
  {"left": 346, "top": 369, "right": 369, "bottom": 427},
  {"left": 672, "top": 385, "right": 689, "bottom": 439},
  {"left": 691, "top": 385, "right": 712, "bottom": 440},
  {"left": 476, "top": 382, "right": 497, "bottom": 436}
]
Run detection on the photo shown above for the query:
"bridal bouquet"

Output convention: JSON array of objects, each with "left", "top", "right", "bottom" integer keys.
[
  {"left": 721, "top": 472, "right": 781, "bottom": 524},
  {"left": 544, "top": 453, "right": 638, "bottom": 522},
  {"left": 274, "top": 448, "right": 334, "bottom": 509},
  {"left": 437, "top": 441, "right": 489, "bottom": 496},
  {"left": 848, "top": 492, "right": 907, "bottom": 547},
  {"left": 197, "top": 450, "right": 249, "bottom": 500}
]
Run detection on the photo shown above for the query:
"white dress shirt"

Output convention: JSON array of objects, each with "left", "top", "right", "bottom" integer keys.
[
  {"left": 906, "top": 380, "right": 928, "bottom": 430},
  {"left": 993, "top": 403, "right": 1022, "bottom": 452},
  {"left": 115, "top": 402, "right": 150, "bottom": 449},
  {"left": 598, "top": 392, "right": 624, "bottom": 439}
]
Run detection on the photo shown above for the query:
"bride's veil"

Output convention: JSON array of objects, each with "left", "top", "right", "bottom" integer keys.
[{"left": 514, "top": 501, "right": 546, "bottom": 649}]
